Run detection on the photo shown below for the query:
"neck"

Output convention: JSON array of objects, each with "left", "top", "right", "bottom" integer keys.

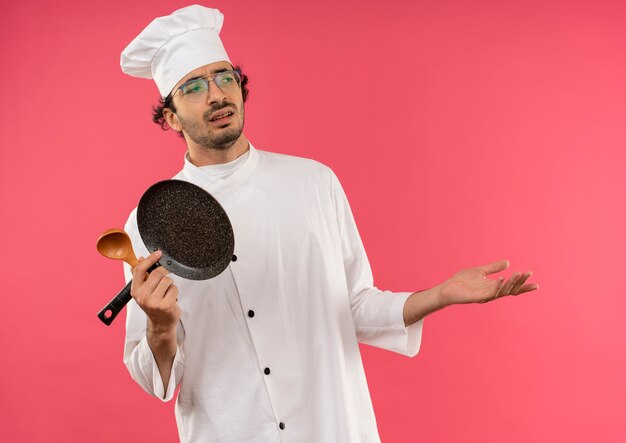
[{"left": 186, "top": 134, "right": 250, "bottom": 166}]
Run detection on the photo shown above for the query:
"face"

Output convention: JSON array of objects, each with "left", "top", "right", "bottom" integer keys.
[{"left": 165, "top": 61, "right": 245, "bottom": 151}]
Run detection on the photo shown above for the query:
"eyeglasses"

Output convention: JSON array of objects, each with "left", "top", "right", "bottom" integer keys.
[{"left": 174, "top": 70, "right": 242, "bottom": 103}]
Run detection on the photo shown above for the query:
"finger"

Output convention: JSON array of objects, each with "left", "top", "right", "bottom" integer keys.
[
  {"left": 143, "top": 277, "right": 176, "bottom": 312},
  {"left": 164, "top": 283, "right": 179, "bottom": 304},
  {"left": 510, "top": 271, "right": 531, "bottom": 294},
  {"left": 496, "top": 276, "right": 505, "bottom": 296},
  {"left": 133, "top": 250, "right": 162, "bottom": 281},
  {"left": 495, "top": 276, "right": 512, "bottom": 298},
  {"left": 131, "top": 254, "right": 156, "bottom": 300},
  {"left": 515, "top": 283, "right": 539, "bottom": 294},
  {"left": 509, "top": 272, "right": 525, "bottom": 294},
  {"left": 131, "top": 256, "right": 145, "bottom": 273},
  {"left": 500, "top": 272, "right": 521, "bottom": 296},
  {"left": 476, "top": 260, "right": 509, "bottom": 276},
  {"left": 142, "top": 265, "right": 171, "bottom": 296},
  {"left": 484, "top": 276, "right": 505, "bottom": 302},
  {"left": 151, "top": 275, "right": 174, "bottom": 300}
]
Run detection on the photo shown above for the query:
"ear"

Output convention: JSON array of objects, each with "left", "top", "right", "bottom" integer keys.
[{"left": 163, "top": 107, "right": 183, "bottom": 133}]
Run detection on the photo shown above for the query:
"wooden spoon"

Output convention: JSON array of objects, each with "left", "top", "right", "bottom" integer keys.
[{"left": 96, "top": 228, "right": 138, "bottom": 268}]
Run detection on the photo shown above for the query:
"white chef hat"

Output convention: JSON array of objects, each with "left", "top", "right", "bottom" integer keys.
[{"left": 120, "top": 5, "right": 231, "bottom": 98}]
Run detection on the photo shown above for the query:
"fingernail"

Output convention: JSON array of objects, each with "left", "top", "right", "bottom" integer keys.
[{"left": 155, "top": 250, "right": 162, "bottom": 257}]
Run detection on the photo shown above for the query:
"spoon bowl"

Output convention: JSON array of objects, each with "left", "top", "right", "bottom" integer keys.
[{"left": 96, "top": 228, "right": 138, "bottom": 267}]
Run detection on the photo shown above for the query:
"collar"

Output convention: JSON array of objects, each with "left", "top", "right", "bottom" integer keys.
[{"left": 179, "top": 143, "right": 259, "bottom": 195}]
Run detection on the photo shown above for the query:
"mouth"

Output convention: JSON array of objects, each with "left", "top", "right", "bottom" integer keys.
[{"left": 208, "top": 109, "right": 235, "bottom": 124}]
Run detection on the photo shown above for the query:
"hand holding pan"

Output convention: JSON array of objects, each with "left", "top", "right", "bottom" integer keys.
[
  {"left": 96, "top": 229, "right": 161, "bottom": 325},
  {"left": 97, "top": 179, "right": 235, "bottom": 326}
]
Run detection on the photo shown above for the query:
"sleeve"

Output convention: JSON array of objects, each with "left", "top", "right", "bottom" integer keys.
[
  {"left": 329, "top": 169, "right": 423, "bottom": 357},
  {"left": 121, "top": 209, "right": 185, "bottom": 401}
]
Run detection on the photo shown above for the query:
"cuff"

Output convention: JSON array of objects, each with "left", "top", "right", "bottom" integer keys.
[
  {"left": 356, "top": 291, "right": 424, "bottom": 356},
  {"left": 388, "top": 291, "right": 423, "bottom": 357},
  {"left": 137, "top": 338, "right": 184, "bottom": 402}
]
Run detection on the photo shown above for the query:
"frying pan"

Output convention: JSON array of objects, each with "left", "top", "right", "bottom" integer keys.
[{"left": 97, "top": 179, "right": 235, "bottom": 326}]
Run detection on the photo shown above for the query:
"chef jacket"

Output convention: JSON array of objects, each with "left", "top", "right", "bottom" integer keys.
[{"left": 123, "top": 144, "right": 423, "bottom": 443}]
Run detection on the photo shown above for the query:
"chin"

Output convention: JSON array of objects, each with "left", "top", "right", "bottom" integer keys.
[{"left": 195, "top": 128, "right": 243, "bottom": 150}]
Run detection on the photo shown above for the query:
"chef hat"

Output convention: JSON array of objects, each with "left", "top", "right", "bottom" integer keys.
[{"left": 120, "top": 5, "right": 231, "bottom": 98}]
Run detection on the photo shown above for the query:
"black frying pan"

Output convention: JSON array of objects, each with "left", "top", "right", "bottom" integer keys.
[{"left": 97, "top": 179, "right": 235, "bottom": 325}]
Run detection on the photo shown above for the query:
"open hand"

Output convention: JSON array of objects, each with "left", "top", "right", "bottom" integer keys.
[{"left": 439, "top": 260, "right": 538, "bottom": 306}]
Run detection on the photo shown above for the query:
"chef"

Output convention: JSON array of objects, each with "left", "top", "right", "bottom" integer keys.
[{"left": 119, "top": 5, "right": 538, "bottom": 443}]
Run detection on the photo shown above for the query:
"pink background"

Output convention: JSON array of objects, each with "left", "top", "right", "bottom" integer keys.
[{"left": 2, "top": 0, "right": 625, "bottom": 441}]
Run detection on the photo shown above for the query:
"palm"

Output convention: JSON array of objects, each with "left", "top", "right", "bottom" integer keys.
[{"left": 440, "top": 260, "right": 538, "bottom": 305}]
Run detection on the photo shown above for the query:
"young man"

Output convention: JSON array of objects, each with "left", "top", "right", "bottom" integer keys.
[{"left": 120, "top": 5, "right": 538, "bottom": 442}]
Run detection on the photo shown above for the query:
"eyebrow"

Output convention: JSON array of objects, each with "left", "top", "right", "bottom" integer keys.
[{"left": 182, "top": 68, "right": 230, "bottom": 84}]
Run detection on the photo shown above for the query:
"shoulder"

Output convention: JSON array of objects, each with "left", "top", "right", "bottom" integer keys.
[{"left": 255, "top": 148, "right": 336, "bottom": 183}]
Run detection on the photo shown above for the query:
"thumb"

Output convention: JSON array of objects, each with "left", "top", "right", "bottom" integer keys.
[
  {"left": 132, "top": 256, "right": 145, "bottom": 273},
  {"left": 476, "top": 259, "right": 509, "bottom": 275}
]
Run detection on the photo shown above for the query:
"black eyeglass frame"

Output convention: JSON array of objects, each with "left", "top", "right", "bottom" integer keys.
[{"left": 173, "top": 69, "right": 243, "bottom": 102}]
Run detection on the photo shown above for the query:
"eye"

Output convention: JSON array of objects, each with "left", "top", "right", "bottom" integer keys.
[
  {"left": 218, "top": 73, "right": 237, "bottom": 86},
  {"left": 182, "top": 80, "right": 206, "bottom": 95}
]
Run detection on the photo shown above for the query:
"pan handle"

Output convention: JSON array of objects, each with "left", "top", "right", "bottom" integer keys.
[
  {"left": 97, "top": 280, "right": 132, "bottom": 325},
  {"left": 97, "top": 263, "right": 161, "bottom": 326}
]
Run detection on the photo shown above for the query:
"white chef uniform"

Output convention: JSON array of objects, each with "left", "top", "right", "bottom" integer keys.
[{"left": 123, "top": 144, "right": 423, "bottom": 442}]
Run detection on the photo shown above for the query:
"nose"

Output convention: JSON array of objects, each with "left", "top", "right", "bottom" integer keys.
[{"left": 206, "top": 79, "right": 227, "bottom": 104}]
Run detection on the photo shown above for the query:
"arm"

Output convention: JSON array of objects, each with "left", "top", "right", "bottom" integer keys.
[
  {"left": 123, "top": 300, "right": 185, "bottom": 402},
  {"left": 121, "top": 211, "right": 184, "bottom": 400},
  {"left": 402, "top": 285, "right": 446, "bottom": 327},
  {"left": 329, "top": 169, "right": 423, "bottom": 356},
  {"left": 328, "top": 168, "right": 539, "bottom": 344},
  {"left": 146, "top": 328, "right": 177, "bottom": 391},
  {"left": 130, "top": 250, "right": 181, "bottom": 395}
]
